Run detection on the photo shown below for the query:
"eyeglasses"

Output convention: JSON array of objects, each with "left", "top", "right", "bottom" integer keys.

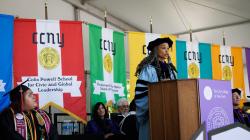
[{"left": 121, "top": 105, "right": 129, "bottom": 108}]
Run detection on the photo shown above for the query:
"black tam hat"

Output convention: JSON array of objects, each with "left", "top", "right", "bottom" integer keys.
[
  {"left": 232, "top": 88, "right": 241, "bottom": 96},
  {"left": 147, "top": 37, "right": 173, "bottom": 52},
  {"left": 4, "top": 80, "right": 30, "bottom": 113},
  {"left": 244, "top": 102, "right": 250, "bottom": 107}
]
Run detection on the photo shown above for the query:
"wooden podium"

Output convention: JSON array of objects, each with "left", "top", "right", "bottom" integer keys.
[{"left": 148, "top": 79, "right": 200, "bottom": 140}]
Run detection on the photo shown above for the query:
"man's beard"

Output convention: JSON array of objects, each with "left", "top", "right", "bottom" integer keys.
[{"left": 122, "top": 111, "right": 129, "bottom": 117}]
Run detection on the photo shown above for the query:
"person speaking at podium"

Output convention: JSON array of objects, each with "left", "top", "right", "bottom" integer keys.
[{"left": 134, "top": 37, "right": 177, "bottom": 140}]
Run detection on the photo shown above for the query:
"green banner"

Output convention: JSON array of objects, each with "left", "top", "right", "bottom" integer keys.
[{"left": 89, "top": 24, "right": 127, "bottom": 108}]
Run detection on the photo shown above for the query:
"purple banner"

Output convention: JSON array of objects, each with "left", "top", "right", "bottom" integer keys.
[
  {"left": 198, "top": 79, "right": 234, "bottom": 134},
  {"left": 246, "top": 48, "right": 250, "bottom": 92}
]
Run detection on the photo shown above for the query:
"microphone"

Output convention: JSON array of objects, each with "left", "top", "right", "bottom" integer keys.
[
  {"left": 167, "top": 56, "right": 177, "bottom": 73},
  {"left": 169, "top": 63, "right": 178, "bottom": 73}
]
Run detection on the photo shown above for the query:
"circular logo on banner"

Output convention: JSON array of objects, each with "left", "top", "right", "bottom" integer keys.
[
  {"left": 16, "top": 113, "right": 24, "bottom": 120},
  {"left": 188, "top": 63, "right": 199, "bottom": 78},
  {"left": 207, "top": 107, "right": 230, "bottom": 131},
  {"left": 222, "top": 66, "right": 232, "bottom": 80},
  {"left": 204, "top": 86, "right": 213, "bottom": 101},
  {"left": 104, "top": 54, "right": 112, "bottom": 73},
  {"left": 39, "top": 47, "right": 60, "bottom": 70}
]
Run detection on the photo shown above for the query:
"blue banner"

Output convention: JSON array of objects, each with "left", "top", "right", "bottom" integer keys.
[
  {"left": 0, "top": 14, "right": 14, "bottom": 112},
  {"left": 176, "top": 40, "right": 212, "bottom": 79}
]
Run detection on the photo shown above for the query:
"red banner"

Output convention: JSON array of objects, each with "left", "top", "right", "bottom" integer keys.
[{"left": 14, "top": 19, "right": 86, "bottom": 122}]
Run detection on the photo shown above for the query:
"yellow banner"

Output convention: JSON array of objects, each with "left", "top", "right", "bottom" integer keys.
[
  {"left": 231, "top": 47, "right": 245, "bottom": 96},
  {"left": 211, "top": 45, "right": 245, "bottom": 105},
  {"left": 128, "top": 32, "right": 176, "bottom": 101}
]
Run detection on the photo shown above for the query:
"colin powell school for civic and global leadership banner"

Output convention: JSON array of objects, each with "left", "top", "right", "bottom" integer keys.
[
  {"left": 13, "top": 19, "right": 86, "bottom": 122},
  {"left": 0, "top": 14, "right": 14, "bottom": 112},
  {"left": 89, "top": 24, "right": 127, "bottom": 108},
  {"left": 128, "top": 32, "right": 176, "bottom": 100}
]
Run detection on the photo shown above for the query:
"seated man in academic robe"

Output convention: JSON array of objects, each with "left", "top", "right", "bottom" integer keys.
[
  {"left": 120, "top": 100, "right": 138, "bottom": 140},
  {"left": 232, "top": 88, "right": 250, "bottom": 127},
  {"left": 111, "top": 98, "right": 129, "bottom": 127}
]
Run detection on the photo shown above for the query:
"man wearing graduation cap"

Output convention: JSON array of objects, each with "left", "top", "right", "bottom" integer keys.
[
  {"left": 0, "top": 81, "right": 58, "bottom": 140},
  {"left": 232, "top": 88, "right": 250, "bottom": 127},
  {"left": 134, "top": 37, "right": 177, "bottom": 140}
]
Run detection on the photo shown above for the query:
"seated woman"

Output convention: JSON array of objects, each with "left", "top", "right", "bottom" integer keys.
[
  {"left": 85, "top": 102, "right": 123, "bottom": 140},
  {"left": 0, "top": 82, "right": 57, "bottom": 140}
]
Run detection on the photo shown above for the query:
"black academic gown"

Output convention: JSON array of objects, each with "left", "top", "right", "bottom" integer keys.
[
  {"left": 234, "top": 108, "right": 250, "bottom": 127},
  {"left": 120, "top": 112, "right": 138, "bottom": 140},
  {"left": 0, "top": 109, "right": 25, "bottom": 140},
  {"left": 0, "top": 108, "right": 58, "bottom": 140},
  {"left": 111, "top": 113, "right": 125, "bottom": 127}
]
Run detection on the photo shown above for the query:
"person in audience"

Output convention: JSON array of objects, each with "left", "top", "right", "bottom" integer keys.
[
  {"left": 134, "top": 37, "right": 177, "bottom": 140},
  {"left": 112, "top": 98, "right": 129, "bottom": 126},
  {"left": 232, "top": 88, "right": 250, "bottom": 127},
  {"left": 117, "top": 98, "right": 129, "bottom": 117},
  {"left": 120, "top": 99, "right": 138, "bottom": 140},
  {"left": 243, "top": 102, "right": 250, "bottom": 114},
  {"left": 0, "top": 82, "right": 57, "bottom": 140},
  {"left": 85, "top": 102, "right": 123, "bottom": 140},
  {"left": 242, "top": 101, "right": 250, "bottom": 127}
]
